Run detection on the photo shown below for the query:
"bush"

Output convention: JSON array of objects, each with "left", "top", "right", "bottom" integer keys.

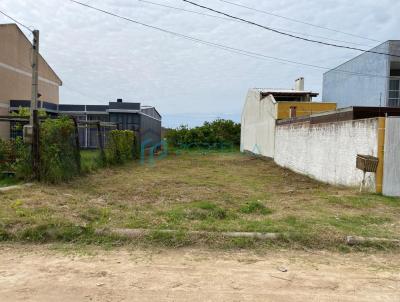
[
  {"left": 0, "top": 139, "right": 13, "bottom": 170},
  {"left": 105, "top": 130, "right": 136, "bottom": 164},
  {"left": 165, "top": 119, "right": 240, "bottom": 149},
  {"left": 13, "top": 137, "right": 32, "bottom": 179},
  {"left": 39, "top": 117, "right": 80, "bottom": 183},
  {"left": 0, "top": 137, "right": 32, "bottom": 179}
]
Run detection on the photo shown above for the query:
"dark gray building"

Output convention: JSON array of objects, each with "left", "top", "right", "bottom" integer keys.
[
  {"left": 58, "top": 99, "right": 161, "bottom": 148},
  {"left": 8, "top": 99, "right": 162, "bottom": 149},
  {"left": 323, "top": 40, "right": 400, "bottom": 108}
]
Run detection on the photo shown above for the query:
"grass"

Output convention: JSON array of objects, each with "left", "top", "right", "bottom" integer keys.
[
  {"left": 0, "top": 176, "right": 20, "bottom": 188},
  {"left": 0, "top": 151, "right": 399, "bottom": 250},
  {"left": 80, "top": 150, "right": 103, "bottom": 173}
]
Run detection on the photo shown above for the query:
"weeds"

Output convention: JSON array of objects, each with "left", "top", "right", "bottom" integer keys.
[
  {"left": 0, "top": 151, "right": 399, "bottom": 251},
  {"left": 240, "top": 201, "right": 272, "bottom": 215}
]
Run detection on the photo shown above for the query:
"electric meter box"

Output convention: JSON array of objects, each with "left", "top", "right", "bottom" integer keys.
[{"left": 23, "top": 125, "right": 33, "bottom": 144}]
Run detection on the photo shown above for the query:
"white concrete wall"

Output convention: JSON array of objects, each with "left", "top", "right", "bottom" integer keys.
[
  {"left": 383, "top": 117, "right": 400, "bottom": 197},
  {"left": 274, "top": 118, "right": 379, "bottom": 189},
  {"left": 241, "top": 90, "right": 276, "bottom": 158}
]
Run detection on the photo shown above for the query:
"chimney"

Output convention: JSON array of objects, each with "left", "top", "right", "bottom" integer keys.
[
  {"left": 295, "top": 77, "right": 304, "bottom": 91},
  {"left": 117, "top": 98, "right": 123, "bottom": 103}
]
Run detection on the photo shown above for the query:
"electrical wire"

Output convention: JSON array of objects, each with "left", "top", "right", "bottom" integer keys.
[
  {"left": 138, "top": 0, "right": 373, "bottom": 48},
  {"left": 0, "top": 9, "right": 33, "bottom": 32},
  {"left": 217, "top": 0, "right": 380, "bottom": 43},
  {"left": 182, "top": 0, "right": 399, "bottom": 58},
  {"left": 138, "top": 0, "right": 233, "bottom": 21},
  {"left": 69, "top": 0, "right": 398, "bottom": 80}
]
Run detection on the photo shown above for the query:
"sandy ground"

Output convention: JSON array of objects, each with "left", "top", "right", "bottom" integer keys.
[{"left": 0, "top": 245, "right": 399, "bottom": 302}]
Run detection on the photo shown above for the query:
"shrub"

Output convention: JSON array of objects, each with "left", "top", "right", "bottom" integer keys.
[
  {"left": 0, "top": 137, "right": 32, "bottom": 179},
  {"left": 13, "top": 137, "right": 33, "bottom": 179},
  {"left": 105, "top": 130, "right": 136, "bottom": 164},
  {"left": 0, "top": 139, "right": 13, "bottom": 170},
  {"left": 39, "top": 117, "right": 80, "bottom": 183},
  {"left": 165, "top": 119, "right": 240, "bottom": 149}
]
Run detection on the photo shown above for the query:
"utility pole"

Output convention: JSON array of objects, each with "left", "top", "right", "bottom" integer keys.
[
  {"left": 30, "top": 29, "right": 39, "bottom": 125},
  {"left": 30, "top": 30, "right": 40, "bottom": 180}
]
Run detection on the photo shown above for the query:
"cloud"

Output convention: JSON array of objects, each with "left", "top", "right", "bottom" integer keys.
[{"left": 1, "top": 0, "right": 399, "bottom": 127}]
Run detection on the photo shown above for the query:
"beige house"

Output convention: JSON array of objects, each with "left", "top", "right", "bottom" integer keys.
[{"left": 0, "top": 23, "right": 62, "bottom": 139}]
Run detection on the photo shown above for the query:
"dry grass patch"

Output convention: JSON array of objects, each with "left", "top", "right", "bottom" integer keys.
[{"left": 0, "top": 151, "right": 399, "bottom": 249}]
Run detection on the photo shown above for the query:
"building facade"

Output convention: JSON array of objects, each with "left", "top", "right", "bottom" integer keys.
[
  {"left": 0, "top": 23, "right": 62, "bottom": 139},
  {"left": 58, "top": 99, "right": 162, "bottom": 149},
  {"left": 274, "top": 107, "right": 400, "bottom": 196},
  {"left": 241, "top": 78, "right": 336, "bottom": 158},
  {"left": 323, "top": 40, "right": 400, "bottom": 108}
]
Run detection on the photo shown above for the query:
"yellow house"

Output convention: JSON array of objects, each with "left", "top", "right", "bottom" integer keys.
[{"left": 241, "top": 78, "right": 336, "bottom": 158}]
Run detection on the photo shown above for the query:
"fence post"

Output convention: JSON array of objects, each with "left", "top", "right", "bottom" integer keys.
[
  {"left": 72, "top": 117, "right": 81, "bottom": 173},
  {"left": 97, "top": 121, "right": 106, "bottom": 162},
  {"left": 32, "top": 110, "right": 40, "bottom": 180}
]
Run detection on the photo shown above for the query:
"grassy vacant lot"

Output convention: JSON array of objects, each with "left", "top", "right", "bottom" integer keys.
[{"left": 0, "top": 151, "right": 399, "bottom": 250}]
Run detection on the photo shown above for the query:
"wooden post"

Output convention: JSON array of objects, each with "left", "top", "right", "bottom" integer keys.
[
  {"left": 32, "top": 110, "right": 40, "bottom": 180},
  {"left": 97, "top": 122, "right": 106, "bottom": 161},
  {"left": 72, "top": 117, "right": 81, "bottom": 173}
]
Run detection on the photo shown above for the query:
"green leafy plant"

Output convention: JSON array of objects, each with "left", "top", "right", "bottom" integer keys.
[
  {"left": 39, "top": 116, "right": 80, "bottom": 182},
  {"left": 13, "top": 137, "right": 32, "bottom": 179},
  {"left": 240, "top": 201, "right": 272, "bottom": 215},
  {"left": 105, "top": 130, "right": 136, "bottom": 164},
  {"left": 0, "top": 137, "right": 32, "bottom": 179},
  {"left": 0, "top": 139, "right": 13, "bottom": 171},
  {"left": 11, "top": 107, "right": 47, "bottom": 130}
]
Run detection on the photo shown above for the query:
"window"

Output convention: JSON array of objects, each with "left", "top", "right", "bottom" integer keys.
[{"left": 388, "top": 79, "right": 400, "bottom": 107}]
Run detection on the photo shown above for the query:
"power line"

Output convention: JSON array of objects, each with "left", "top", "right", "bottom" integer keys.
[
  {"left": 138, "top": 0, "right": 233, "bottom": 21},
  {"left": 217, "top": 0, "right": 380, "bottom": 43},
  {"left": 0, "top": 9, "right": 33, "bottom": 32},
  {"left": 182, "top": 0, "right": 399, "bottom": 58},
  {"left": 138, "top": 0, "right": 373, "bottom": 48},
  {"left": 69, "top": 0, "right": 398, "bottom": 80}
]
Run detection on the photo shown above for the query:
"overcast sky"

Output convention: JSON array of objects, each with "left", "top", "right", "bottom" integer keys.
[{"left": 1, "top": 0, "right": 399, "bottom": 127}]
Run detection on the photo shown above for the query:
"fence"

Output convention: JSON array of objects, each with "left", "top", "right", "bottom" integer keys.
[
  {"left": 0, "top": 111, "right": 119, "bottom": 181},
  {"left": 76, "top": 120, "right": 118, "bottom": 151}
]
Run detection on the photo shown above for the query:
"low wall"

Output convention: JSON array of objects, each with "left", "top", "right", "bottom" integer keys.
[{"left": 274, "top": 118, "right": 379, "bottom": 190}]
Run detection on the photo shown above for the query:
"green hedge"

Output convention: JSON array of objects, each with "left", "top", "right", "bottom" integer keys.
[
  {"left": 2, "top": 121, "right": 136, "bottom": 183},
  {"left": 165, "top": 119, "right": 240, "bottom": 148},
  {"left": 39, "top": 117, "right": 80, "bottom": 183},
  {"left": 105, "top": 130, "right": 136, "bottom": 164}
]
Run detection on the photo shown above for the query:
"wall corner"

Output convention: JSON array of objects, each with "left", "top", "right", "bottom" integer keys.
[{"left": 376, "top": 117, "right": 386, "bottom": 193}]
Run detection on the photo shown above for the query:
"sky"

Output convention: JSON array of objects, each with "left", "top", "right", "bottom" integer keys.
[{"left": 1, "top": 0, "right": 399, "bottom": 127}]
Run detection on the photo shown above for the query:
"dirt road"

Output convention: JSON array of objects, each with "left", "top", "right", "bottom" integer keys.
[{"left": 0, "top": 245, "right": 399, "bottom": 301}]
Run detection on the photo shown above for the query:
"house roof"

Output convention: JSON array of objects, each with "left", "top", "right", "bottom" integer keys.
[
  {"left": 276, "top": 106, "right": 400, "bottom": 125},
  {"left": 254, "top": 88, "right": 319, "bottom": 97},
  {"left": 323, "top": 40, "right": 400, "bottom": 76}
]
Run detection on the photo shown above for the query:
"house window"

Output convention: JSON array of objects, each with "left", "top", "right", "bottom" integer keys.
[{"left": 388, "top": 79, "right": 400, "bottom": 107}]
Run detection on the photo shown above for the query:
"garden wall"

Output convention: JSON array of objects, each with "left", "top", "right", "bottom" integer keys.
[{"left": 274, "top": 118, "right": 379, "bottom": 190}]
